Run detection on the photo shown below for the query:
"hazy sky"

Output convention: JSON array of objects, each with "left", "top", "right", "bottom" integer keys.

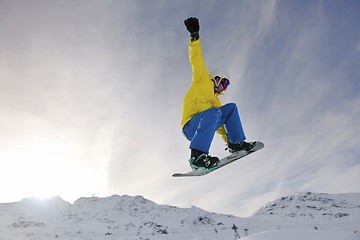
[{"left": 0, "top": 0, "right": 359, "bottom": 217}]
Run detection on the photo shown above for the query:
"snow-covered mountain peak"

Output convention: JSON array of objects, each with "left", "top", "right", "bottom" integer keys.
[
  {"left": 254, "top": 192, "right": 360, "bottom": 220},
  {"left": 4, "top": 196, "right": 70, "bottom": 216}
]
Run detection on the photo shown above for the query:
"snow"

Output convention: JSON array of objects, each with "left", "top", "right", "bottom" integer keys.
[
  {"left": 0, "top": 192, "right": 359, "bottom": 240},
  {"left": 242, "top": 229, "right": 359, "bottom": 240}
]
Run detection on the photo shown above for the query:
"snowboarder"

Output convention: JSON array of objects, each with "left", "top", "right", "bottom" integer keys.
[{"left": 181, "top": 17, "right": 256, "bottom": 171}]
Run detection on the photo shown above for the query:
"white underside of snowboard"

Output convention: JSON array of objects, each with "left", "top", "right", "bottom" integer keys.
[{"left": 172, "top": 141, "right": 264, "bottom": 177}]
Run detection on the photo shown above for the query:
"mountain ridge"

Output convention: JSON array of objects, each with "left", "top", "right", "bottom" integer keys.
[
  {"left": 0, "top": 192, "right": 359, "bottom": 239},
  {"left": 254, "top": 192, "right": 360, "bottom": 220}
]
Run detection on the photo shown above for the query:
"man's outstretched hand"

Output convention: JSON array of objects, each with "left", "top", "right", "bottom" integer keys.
[{"left": 184, "top": 17, "right": 200, "bottom": 41}]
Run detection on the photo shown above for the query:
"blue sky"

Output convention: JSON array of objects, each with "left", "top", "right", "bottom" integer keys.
[{"left": 0, "top": 0, "right": 359, "bottom": 216}]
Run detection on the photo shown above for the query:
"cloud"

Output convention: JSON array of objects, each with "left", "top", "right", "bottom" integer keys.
[{"left": 354, "top": 40, "right": 360, "bottom": 53}]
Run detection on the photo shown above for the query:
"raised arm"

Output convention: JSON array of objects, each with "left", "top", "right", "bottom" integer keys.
[{"left": 184, "top": 17, "right": 208, "bottom": 84}]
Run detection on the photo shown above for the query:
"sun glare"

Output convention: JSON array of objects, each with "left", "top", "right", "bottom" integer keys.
[{"left": 0, "top": 137, "right": 106, "bottom": 203}]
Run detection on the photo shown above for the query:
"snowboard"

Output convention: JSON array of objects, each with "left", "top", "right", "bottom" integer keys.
[{"left": 172, "top": 141, "right": 264, "bottom": 177}]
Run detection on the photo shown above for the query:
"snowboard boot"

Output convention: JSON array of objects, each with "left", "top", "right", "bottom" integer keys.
[
  {"left": 189, "top": 148, "right": 220, "bottom": 170},
  {"left": 228, "top": 141, "right": 256, "bottom": 153}
]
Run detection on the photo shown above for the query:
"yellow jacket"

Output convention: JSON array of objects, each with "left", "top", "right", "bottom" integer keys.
[{"left": 181, "top": 40, "right": 227, "bottom": 142}]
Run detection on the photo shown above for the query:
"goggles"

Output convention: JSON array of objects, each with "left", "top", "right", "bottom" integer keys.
[{"left": 213, "top": 76, "right": 230, "bottom": 89}]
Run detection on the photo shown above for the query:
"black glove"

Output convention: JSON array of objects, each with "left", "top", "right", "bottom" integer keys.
[{"left": 184, "top": 17, "right": 200, "bottom": 42}]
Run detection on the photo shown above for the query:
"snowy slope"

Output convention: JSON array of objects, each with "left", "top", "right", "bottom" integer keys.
[
  {"left": 242, "top": 229, "right": 359, "bottom": 240},
  {"left": 255, "top": 192, "right": 360, "bottom": 220},
  {"left": 0, "top": 192, "right": 359, "bottom": 240}
]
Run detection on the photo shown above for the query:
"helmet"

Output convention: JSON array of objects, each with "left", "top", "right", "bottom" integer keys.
[
  {"left": 209, "top": 69, "right": 230, "bottom": 81},
  {"left": 209, "top": 69, "right": 230, "bottom": 89}
]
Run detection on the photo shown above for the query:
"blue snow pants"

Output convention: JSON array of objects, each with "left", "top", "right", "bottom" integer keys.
[{"left": 182, "top": 103, "right": 246, "bottom": 153}]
